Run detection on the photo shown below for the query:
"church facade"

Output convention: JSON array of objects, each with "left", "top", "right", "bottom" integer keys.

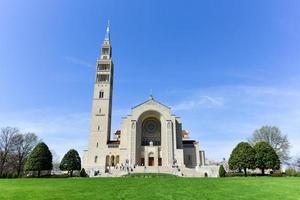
[{"left": 82, "top": 23, "right": 217, "bottom": 177}]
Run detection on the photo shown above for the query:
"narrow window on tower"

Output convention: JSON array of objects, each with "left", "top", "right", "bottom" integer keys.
[
  {"left": 100, "top": 64, "right": 110, "bottom": 71},
  {"left": 99, "top": 91, "right": 104, "bottom": 98},
  {"left": 96, "top": 142, "right": 98, "bottom": 148},
  {"left": 94, "top": 156, "right": 98, "bottom": 163},
  {"left": 102, "top": 48, "right": 109, "bottom": 55},
  {"left": 98, "top": 125, "right": 100, "bottom": 131},
  {"left": 96, "top": 74, "right": 101, "bottom": 82},
  {"left": 99, "top": 74, "right": 109, "bottom": 82}
]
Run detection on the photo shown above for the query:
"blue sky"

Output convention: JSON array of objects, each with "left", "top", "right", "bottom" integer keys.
[{"left": 1, "top": 0, "right": 300, "bottom": 161}]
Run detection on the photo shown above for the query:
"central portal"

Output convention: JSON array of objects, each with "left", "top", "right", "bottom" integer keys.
[
  {"left": 148, "top": 152, "right": 154, "bottom": 166},
  {"left": 136, "top": 111, "right": 163, "bottom": 166}
]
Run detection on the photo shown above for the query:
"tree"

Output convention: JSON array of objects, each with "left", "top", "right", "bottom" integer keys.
[
  {"left": 219, "top": 165, "right": 226, "bottom": 177},
  {"left": 248, "top": 126, "right": 290, "bottom": 164},
  {"left": 80, "top": 168, "right": 88, "bottom": 177},
  {"left": 285, "top": 167, "right": 297, "bottom": 176},
  {"left": 11, "top": 133, "right": 39, "bottom": 177},
  {"left": 51, "top": 149, "right": 61, "bottom": 173},
  {"left": 59, "top": 149, "right": 81, "bottom": 177},
  {"left": 24, "top": 142, "right": 53, "bottom": 177},
  {"left": 254, "top": 141, "right": 280, "bottom": 175},
  {"left": 0, "top": 127, "right": 19, "bottom": 175},
  {"left": 296, "top": 157, "right": 300, "bottom": 171},
  {"left": 228, "top": 142, "right": 256, "bottom": 176}
]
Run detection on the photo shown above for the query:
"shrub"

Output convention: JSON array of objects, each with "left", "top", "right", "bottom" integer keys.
[
  {"left": 219, "top": 165, "right": 226, "bottom": 177},
  {"left": 226, "top": 173, "right": 245, "bottom": 177},
  {"left": 285, "top": 168, "right": 297, "bottom": 176},
  {"left": 270, "top": 170, "right": 284, "bottom": 177},
  {"left": 80, "top": 168, "right": 88, "bottom": 177},
  {"left": 39, "top": 174, "right": 70, "bottom": 178},
  {"left": 254, "top": 141, "right": 280, "bottom": 175},
  {"left": 123, "top": 173, "right": 177, "bottom": 178},
  {"left": 24, "top": 142, "right": 53, "bottom": 177},
  {"left": 226, "top": 173, "right": 266, "bottom": 177},
  {"left": 60, "top": 149, "right": 81, "bottom": 177},
  {"left": 228, "top": 142, "right": 256, "bottom": 176},
  {"left": 0, "top": 173, "right": 18, "bottom": 179}
]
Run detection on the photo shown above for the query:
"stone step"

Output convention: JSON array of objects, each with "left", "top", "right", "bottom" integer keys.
[{"left": 95, "top": 166, "right": 220, "bottom": 177}]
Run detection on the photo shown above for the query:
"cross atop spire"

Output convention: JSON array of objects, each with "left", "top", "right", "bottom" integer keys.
[
  {"left": 104, "top": 20, "right": 110, "bottom": 41},
  {"left": 148, "top": 89, "right": 154, "bottom": 100}
]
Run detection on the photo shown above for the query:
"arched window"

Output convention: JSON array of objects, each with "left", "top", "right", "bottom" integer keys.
[
  {"left": 141, "top": 118, "right": 161, "bottom": 146},
  {"left": 148, "top": 152, "right": 154, "bottom": 166},
  {"left": 94, "top": 156, "right": 98, "bottom": 163},
  {"left": 105, "top": 155, "right": 110, "bottom": 166},
  {"left": 116, "top": 155, "right": 120, "bottom": 164},
  {"left": 111, "top": 155, "right": 115, "bottom": 167},
  {"left": 99, "top": 91, "right": 104, "bottom": 98}
]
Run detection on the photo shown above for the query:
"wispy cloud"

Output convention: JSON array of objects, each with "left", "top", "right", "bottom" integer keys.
[
  {"left": 172, "top": 96, "right": 223, "bottom": 111},
  {"left": 0, "top": 108, "right": 90, "bottom": 159},
  {"left": 64, "top": 56, "right": 94, "bottom": 69},
  {"left": 171, "top": 85, "right": 300, "bottom": 160},
  {"left": 0, "top": 107, "right": 131, "bottom": 160}
]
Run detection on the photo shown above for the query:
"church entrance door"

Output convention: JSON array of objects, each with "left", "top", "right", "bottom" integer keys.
[
  {"left": 148, "top": 152, "right": 155, "bottom": 166},
  {"left": 148, "top": 157, "right": 154, "bottom": 166},
  {"left": 141, "top": 158, "right": 145, "bottom": 166}
]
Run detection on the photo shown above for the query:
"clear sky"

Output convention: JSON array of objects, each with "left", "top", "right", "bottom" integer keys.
[{"left": 1, "top": 0, "right": 300, "bottom": 161}]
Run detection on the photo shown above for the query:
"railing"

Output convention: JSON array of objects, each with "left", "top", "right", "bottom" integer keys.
[{"left": 141, "top": 141, "right": 161, "bottom": 146}]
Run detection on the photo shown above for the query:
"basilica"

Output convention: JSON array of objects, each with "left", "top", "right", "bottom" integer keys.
[{"left": 82, "top": 23, "right": 218, "bottom": 177}]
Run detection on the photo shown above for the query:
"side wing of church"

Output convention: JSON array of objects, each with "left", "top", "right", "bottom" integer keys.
[{"left": 83, "top": 23, "right": 218, "bottom": 177}]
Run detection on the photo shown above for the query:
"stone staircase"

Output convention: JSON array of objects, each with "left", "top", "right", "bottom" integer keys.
[
  {"left": 97, "top": 168, "right": 128, "bottom": 177},
  {"left": 94, "top": 165, "right": 220, "bottom": 177},
  {"left": 132, "top": 166, "right": 179, "bottom": 175}
]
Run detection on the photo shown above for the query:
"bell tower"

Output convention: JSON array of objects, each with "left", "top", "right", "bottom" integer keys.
[{"left": 88, "top": 21, "right": 114, "bottom": 149}]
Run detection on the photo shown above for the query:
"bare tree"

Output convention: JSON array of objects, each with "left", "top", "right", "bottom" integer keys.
[
  {"left": 11, "top": 133, "right": 39, "bottom": 176},
  {"left": 294, "top": 157, "right": 300, "bottom": 171},
  {"left": 248, "top": 126, "right": 290, "bottom": 164},
  {"left": 51, "top": 149, "right": 61, "bottom": 173},
  {"left": 0, "top": 127, "right": 19, "bottom": 175}
]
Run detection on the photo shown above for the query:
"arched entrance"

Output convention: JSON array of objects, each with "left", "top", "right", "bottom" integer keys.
[
  {"left": 135, "top": 110, "right": 163, "bottom": 166},
  {"left": 116, "top": 155, "right": 120, "bottom": 165},
  {"left": 105, "top": 155, "right": 110, "bottom": 166},
  {"left": 148, "top": 152, "right": 154, "bottom": 166},
  {"left": 111, "top": 155, "right": 115, "bottom": 166}
]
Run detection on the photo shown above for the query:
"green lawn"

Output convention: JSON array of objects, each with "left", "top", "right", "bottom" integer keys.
[{"left": 1, "top": 176, "right": 300, "bottom": 200}]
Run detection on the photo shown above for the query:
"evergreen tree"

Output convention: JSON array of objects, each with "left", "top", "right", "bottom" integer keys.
[
  {"left": 59, "top": 149, "right": 81, "bottom": 177},
  {"left": 80, "top": 168, "right": 88, "bottom": 177},
  {"left": 254, "top": 141, "right": 280, "bottom": 175},
  {"left": 24, "top": 142, "right": 53, "bottom": 177},
  {"left": 228, "top": 142, "right": 256, "bottom": 176},
  {"left": 219, "top": 165, "right": 226, "bottom": 177}
]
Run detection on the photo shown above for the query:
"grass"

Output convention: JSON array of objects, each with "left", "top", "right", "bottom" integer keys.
[{"left": 0, "top": 176, "right": 300, "bottom": 200}]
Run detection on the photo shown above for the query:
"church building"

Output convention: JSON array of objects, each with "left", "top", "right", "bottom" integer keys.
[{"left": 83, "top": 23, "right": 217, "bottom": 177}]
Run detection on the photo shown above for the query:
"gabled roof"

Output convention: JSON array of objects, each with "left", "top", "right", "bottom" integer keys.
[{"left": 131, "top": 95, "right": 171, "bottom": 110}]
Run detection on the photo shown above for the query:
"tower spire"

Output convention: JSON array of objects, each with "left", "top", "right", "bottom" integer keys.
[{"left": 104, "top": 20, "right": 110, "bottom": 41}]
